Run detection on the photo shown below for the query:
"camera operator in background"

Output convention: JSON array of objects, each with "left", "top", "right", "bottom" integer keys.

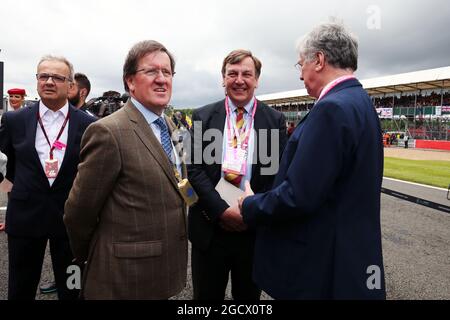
[
  {"left": 68, "top": 73, "right": 96, "bottom": 118},
  {"left": 85, "top": 90, "right": 126, "bottom": 118}
]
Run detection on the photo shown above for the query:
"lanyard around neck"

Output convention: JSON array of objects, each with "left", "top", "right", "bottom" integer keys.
[
  {"left": 225, "top": 97, "right": 257, "bottom": 148},
  {"left": 317, "top": 75, "right": 356, "bottom": 102},
  {"left": 37, "top": 109, "right": 70, "bottom": 160}
]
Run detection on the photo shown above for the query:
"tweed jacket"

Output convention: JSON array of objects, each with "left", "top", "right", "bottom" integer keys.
[{"left": 64, "top": 100, "right": 187, "bottom": 299}]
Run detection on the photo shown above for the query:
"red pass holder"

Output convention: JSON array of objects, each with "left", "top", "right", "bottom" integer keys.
[
  {"left": 45, "top": 158, "right": 59, "bottom": 178},
  {"left": 223, "top": 146, "right": 247, "bottom": 175}
]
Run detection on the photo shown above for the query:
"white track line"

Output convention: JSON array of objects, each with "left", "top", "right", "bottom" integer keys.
[
  {"left": 383, "top": 177, "right": 448, "bottom": 192},
  {"left": 0, "top": 181, "right": 446, "bottom": 211}
]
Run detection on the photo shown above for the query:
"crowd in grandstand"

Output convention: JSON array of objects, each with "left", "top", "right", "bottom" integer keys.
[
  {"left": 373, "top": 91, "right": 450, "bottom": 108},
  {"left": 270, "top": 92, "right": 450, "bottom": 118}
]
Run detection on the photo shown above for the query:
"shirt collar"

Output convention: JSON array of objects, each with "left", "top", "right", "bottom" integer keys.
[
  {"left": 131, "top": 97, "right": 164, "bottom": 124},
  {"left": 39, "top": 100, "right": 69, "bottom": 118},
  {"left": 228, "top": 97, "right": 255, "bottom": 114}
]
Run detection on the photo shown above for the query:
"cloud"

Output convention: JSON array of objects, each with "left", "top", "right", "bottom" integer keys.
[{"left": 1, "top": 0, "right": 449, "bottom": 108}]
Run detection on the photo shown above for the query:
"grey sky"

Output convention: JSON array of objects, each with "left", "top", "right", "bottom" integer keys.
[{"left": 1, "top": 0, "right": 449, "bottom": 108}]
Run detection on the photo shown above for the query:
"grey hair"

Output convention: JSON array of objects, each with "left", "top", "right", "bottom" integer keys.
[
  {"left": 296, "top": 22, "right": 358, "bottom": 71},
  {"left": 37, "top": 55, "right": 74, "bottom": 81}
]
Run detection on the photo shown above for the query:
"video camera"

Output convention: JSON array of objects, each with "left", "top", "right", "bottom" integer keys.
[{"left": 85, "top": 91, "right": 129, "bottom": 118}]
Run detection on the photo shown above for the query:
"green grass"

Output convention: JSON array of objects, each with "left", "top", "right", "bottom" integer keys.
[{"left": 384, "top": 157, "right": 450, "bottom": 189}]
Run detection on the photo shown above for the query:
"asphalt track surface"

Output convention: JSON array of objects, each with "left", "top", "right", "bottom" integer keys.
[{"left": 0, "top": 178, "right": 448, "bottom": 300}]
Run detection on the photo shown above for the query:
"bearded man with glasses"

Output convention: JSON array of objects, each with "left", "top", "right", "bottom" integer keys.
[{"left": 0, "top": 55, "right": 96, "bottom": 300}]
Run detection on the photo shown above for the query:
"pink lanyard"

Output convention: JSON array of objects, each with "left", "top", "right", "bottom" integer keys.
[
  {"left": 224, "top": 97, "right": 257, "bottom": 148},
  {"left": 317, "top": 75, "right": 356, "bottom": 102}
]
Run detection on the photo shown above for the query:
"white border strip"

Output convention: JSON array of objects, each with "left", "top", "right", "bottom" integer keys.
[{"left": 383, "top": 177, "right": 448, "bottom": 192}]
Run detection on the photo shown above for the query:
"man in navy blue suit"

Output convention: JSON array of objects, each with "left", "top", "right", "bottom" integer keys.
[
  {"left": 239, "top": 22, "right": 386, "bottom": 299},
  {"left": 0, "top": 55, "right": 95, "bottom": 300}
]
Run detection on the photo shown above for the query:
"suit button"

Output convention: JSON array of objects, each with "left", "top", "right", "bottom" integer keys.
[{"left": 201, "top": 211, "right": 210, "bottom": 221}]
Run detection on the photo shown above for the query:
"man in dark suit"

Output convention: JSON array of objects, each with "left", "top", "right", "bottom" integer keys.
[
  {"left": 188, "top": 49, "right": 287, "bottom": 300},
  {"left": 0, "top": 55, "right": 95, "bottom": 300},
  {"left": 239, "top": 22, "right": 386, "bottom": 299}
]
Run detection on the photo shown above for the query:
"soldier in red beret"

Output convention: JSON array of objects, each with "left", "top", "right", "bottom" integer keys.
[{"left": 7, "top": 88, "right": 27, "bottom": 111}]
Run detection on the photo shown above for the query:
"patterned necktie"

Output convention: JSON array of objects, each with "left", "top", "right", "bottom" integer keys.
[
  {"left": 224, "top": 107, "right": 246, "bottom": 187},
  {"left": 154, "top": 117, "right": 173, "bottom": 163}
]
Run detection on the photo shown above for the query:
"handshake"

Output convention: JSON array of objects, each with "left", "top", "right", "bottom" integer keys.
[{"left": 219, "top": 181, "right": 254, "bottom": 232}]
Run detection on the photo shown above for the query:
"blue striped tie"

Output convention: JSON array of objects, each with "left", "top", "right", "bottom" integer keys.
[{"left": 154, "top": 117, "right": 173, "bottom": 163}]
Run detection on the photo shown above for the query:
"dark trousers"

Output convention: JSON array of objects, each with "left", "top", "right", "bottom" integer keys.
[
  {"left": 8, "top": 235, "right": 79, "bottom": 300},
  {"left": 191, "top": 229, "right": 261, "bottom": 300}
]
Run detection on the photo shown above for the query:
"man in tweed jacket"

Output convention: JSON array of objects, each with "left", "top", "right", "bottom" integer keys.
[{"left": 64, "top": 40, "right": 187, "bottom": 299}]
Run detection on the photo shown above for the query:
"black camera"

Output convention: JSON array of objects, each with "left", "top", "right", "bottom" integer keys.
[{"left": 85, "top": 91, "right": 129, "bottom": 118}]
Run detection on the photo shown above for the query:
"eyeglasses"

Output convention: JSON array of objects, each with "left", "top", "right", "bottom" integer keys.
[
  {"left": 294, "top": 62, "right": 302, "bottom": 71},
  {"left": 135, "top": 68, "right": 175, "bottom": 78},
  {"left": 36, "top": 73, "right": 72, "bottom": 84}
]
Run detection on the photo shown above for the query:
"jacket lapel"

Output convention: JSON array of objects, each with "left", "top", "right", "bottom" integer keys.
[
  {"left": 251, "top": 100, "right": 267, "bottom": 179},
  {"left": 210, "top": 100, "right": 227, "bottom": 132},
  {"left": 52, "top": 105, "right": 79, "bottom": 188},
  {"left": 166, "top": 116, "right": 188, "bottom": 179},
  {"left": 124, "top": 101, "right": 180, "bottom": 192},
  {"left": 26, "top": 102, "right": 50, "bottom": 186},
  {"left": 209, "top": 100, "right": 227, "bottom": 165}
]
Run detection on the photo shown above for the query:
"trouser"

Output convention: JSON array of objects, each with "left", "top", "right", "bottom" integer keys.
[
  {"left": 8, "top": 235, "right": 79, "bottom": 300},
  {"left": 191, "top": 229, "right": 261, "bottom": 300}
]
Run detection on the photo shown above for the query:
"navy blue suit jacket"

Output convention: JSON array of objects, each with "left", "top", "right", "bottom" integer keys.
[
  {"left": 242, "top": 79, "right": 386, "bottom": 299},
  {"left": 0, "top": 102, "right": 95, "bottom": 238}
]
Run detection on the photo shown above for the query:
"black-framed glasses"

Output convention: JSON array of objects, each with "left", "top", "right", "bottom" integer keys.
[
  {"left": 135, "top": 68, "right": 175, "bottom": 78},
  {"left": 36, "top": 73, "right": 72, "bottom": 84}
]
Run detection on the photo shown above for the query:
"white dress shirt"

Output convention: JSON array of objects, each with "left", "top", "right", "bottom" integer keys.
[
  {"left": 35, "top": 101, "right": 69, "bottom": 186},
  {"left": 131, "top": 98, "right": 182, "bottom": 177},
  {"left": 221, "top": 97, "right": 256, "bottom": 190}
]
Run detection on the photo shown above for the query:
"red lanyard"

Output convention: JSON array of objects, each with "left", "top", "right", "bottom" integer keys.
[
  {"left": 37, "top": 109, "right": 70, "bottom": 160},
  {"left": 224, "top": 97, "right": 257, "bottom": 148}
]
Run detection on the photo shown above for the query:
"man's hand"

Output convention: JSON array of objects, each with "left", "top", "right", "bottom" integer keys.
[
  {"left": 219, "top": 206, "right": 247, "bottom": 232},
  {"left": 238, "top": 181, "right": 254, "bottom": 212}
]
